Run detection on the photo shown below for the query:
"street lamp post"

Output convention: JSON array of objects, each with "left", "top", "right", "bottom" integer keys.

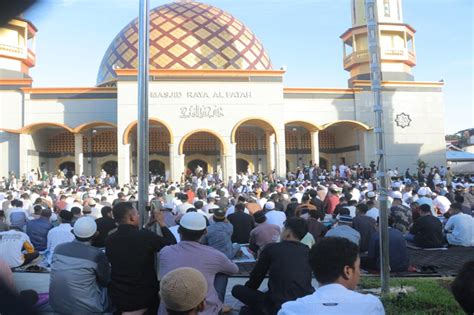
[
  {"left": 137, "top": 0, "right": 150, "bottom": 228},
  {"left": 365, "top": 0, "right": 390, "bottom": 294}
]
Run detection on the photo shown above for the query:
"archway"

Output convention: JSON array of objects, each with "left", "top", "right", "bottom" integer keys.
[
  {"left": 187, "top": 159, "right": 208, "bottom": 175},
  {"left": 149, "top": 160, "right": 165, "bottom": 176},
  {"left": 125, "top": 119, "right": 172, "bottom": 176},
  {"left": 321, "top": 120, "right": 371, "bottom": 166},
  {"left": 319, "top": 157, "right": 329, "bottom": 170},
  {"left": 102, "top": 161, "right": 118, "bottom": 176},
  {"left": 59, "top": 161, "right": 75, "bottom": 178},
  {"left": 233, "top": 118, "right": 278, "bottom": 174},
  {"left": 180, "top": 131, "right": 224, "bottom": 176},
  {"left": 236, "top": 158, "right": 249, "bottom": 174}
]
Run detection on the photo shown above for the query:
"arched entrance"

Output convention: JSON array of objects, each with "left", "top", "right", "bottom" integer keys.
[
  {"left": 102, "top": 161, "right": 118, "bottom": 176},
  {"left": 319, "top": 157, "right": 329, "bottom": 170},
  {"left": 59, "top": 161, "right": 75, "bottom": 178},
  {"left": 187, "top": 159, "right": 208, "bottom": 175},
  {"left": 124, "top": 119, "right": 173, "bottom": 176},
  {"left": 285, "top": 121, "right": 320, "bottom": 171},
  {"left": 322, "top": 120, "right": 370, "bottom": 166},
  {"left": 149, "top": 160, "right": 165, "bottom": 176},
  {"left": 236, "top": 158, "right": 249, "bottom": 174},
  {"left": 232, "top": 118, "right": 278, "bottom": 174},
  {"left": 180, "top": 131, "right": 225, "bottom": 176}
]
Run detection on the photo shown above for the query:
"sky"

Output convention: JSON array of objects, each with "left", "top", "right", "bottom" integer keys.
[{"left": 22, "top": 0, "right": 473, "bottom": 134}]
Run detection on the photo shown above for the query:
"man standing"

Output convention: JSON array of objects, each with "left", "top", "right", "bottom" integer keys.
[
  {"left": 232, "top": 218, "right": 314, "bottom": 315},
  {"left": 106, "top": 202, "right": 176, "bottom": 314},
  {"left": 158, "top": 212, "right": 239, "bottom": 315},
  {"left": 49, "top": 217, "right": 111, "bottom": 314},
  {"left": 278, "top": 237, "right": 384, "bottom": 314}
]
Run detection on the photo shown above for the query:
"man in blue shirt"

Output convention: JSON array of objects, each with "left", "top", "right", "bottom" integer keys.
[
  {"left": 362, "top": 218, "right": 409, "bottom": 272},
  {"left": 26, "top": 206, "right": 53, "bottom": 251}
]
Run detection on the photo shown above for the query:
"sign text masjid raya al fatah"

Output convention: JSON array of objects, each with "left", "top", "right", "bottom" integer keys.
[{"left": 149, "top": 90, "right": 253, "bottom": 99}]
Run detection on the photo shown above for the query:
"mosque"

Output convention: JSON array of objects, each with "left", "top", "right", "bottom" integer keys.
[{"left": 0, "top": 0, "right": 446, "bottom": 184}]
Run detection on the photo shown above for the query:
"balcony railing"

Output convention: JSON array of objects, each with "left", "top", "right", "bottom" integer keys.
[
  {"left": 0, "top": 43, "right": 24, "bottom": 55},
  {"left": 344, "top": 48, "right": 416, "bottom": 69}
]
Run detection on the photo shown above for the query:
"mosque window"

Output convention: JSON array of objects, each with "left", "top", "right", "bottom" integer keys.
[{"left": 384, "top": 0, "right": 390, "bottom": 17}]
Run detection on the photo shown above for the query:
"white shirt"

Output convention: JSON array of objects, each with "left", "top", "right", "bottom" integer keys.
[
  {"left": 278, "top": 283, "right": 385, "bottom": 315},
  {"left": 265, "top": 210, "right": 286, "bottom": 231},
  {"left": 45, "top": 223, "right": 75, "bottom": 264},
  {"left": 445, "top": 213, "right": 474, "bottom": 247},
  {"left": 366, "top": 207, "right": 380, "bottom": 221},
  {"left": 0, "top": 230, "right": 32, "bottom": 267}
]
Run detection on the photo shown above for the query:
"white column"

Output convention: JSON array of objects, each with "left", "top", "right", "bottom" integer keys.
[
  {"left": 19, "top": 133, "right": 30, "bottom": 178},
  {"left": 266, "top": 133, "right": 276, "bottom": 174},
  {"left": 74, "top": 133, "right": 84, "bottom": 176},
  {"left": 225, "top": 142, "right": 236, "bottom": 183},
  {"left": 168, "top": 143, "right": 175, "bottom": 182},
  {"left": 311, "top": 131, "right": 320, "bottom": 166},
  {"left": 275, "top": 130, "right": 287, "bottom": 178},
  {"left": 118, "top": 142, "right": 131, "bottom": 185}
]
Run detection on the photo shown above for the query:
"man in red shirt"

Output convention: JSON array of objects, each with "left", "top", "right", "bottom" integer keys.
[{"left": 323, "top": 184, "right": 341, "bottom": 215}]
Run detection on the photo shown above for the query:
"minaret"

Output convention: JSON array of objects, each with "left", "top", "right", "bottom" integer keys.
[
  {"left": 340, "top": 0, "right": 416, "bottom": 84},
  {"left": 0, "top": 17, "right": 37, "bottom": 77}
]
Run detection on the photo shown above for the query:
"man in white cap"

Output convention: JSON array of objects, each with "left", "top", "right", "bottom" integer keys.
[
  {"left": 264, "top": 201, "right": 287, "bottom": 232},
  {"left": 49, "top": 216, "right": 111, "bottom": 314},
  {"left": 158, "top": 212, "right": 239, "bottom": 315},
  {"left": 417, "top": 186, "right": 435, "bottom": 215}
]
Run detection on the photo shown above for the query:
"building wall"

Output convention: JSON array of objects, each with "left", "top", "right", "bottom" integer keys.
[{"left": 354, "top": 85, "right": 446, "bottom": 171}]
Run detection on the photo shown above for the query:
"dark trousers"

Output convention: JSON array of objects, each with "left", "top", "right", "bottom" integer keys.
[
  {"left": 22, "top": 251, "right": 39, "bottom": 266},
  {"left": 232, "top": 285, "right": 273, "bottom": 315},
  {"left": 214, "top": 273, "right": 228, "bottom": 303}
]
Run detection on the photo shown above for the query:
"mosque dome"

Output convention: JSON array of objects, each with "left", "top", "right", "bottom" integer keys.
[{"left": 96, "top": 1, "right": 273, "bottom": 86}]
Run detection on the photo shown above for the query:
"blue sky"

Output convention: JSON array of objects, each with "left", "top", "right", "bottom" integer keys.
[{"left": 24, "top": 0, "right": 473, "bottom": 134}]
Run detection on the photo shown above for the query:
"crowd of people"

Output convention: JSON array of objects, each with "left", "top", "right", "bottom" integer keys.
[{"left": 0, "top": 162, "right": 473, "bottom": 314}]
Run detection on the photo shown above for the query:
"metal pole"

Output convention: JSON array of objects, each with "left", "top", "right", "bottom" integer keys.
[
  {"left": 365, "top": 0, "right": 390, "bottom": 294},
  {"left": 137, "top": 0, "right": 150, "bottom": 228}
]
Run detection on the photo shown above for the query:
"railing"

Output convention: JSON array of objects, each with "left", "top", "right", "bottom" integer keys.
[
  {"left": 0, "top": 43, "right": 24, "bottom": 55},
  {"left": 344, "top": 48, "right": 416, "bottom": 68}
]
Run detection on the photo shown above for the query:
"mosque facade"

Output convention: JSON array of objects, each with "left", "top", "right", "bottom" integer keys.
[{"left": 0, "top": 0, "right": 446, "bottom": 184}]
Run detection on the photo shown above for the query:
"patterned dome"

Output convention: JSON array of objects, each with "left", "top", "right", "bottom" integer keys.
[{"left": 97, "top": 1, "right": 272, "bottom": 85}]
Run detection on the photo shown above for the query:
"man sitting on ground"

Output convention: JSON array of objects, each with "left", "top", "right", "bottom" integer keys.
[
  {"left": 0, "top": 226, "right": 38, "bottom": 268},
  {"left": 227, "top": 203, "right": 255, "bottom": 244},
  {"left": 278, "top": 237, "right": 385, "bottom": 314},
  {"left": 45, "top": 210, "right": 75, "bottom": 265},
  {"left": 406, "top": 204, "right": 444, "bottom": 248},
  {"left": 26, "top": 206, "right": 53, "bottom": 251},
  {"left": 232, "top": 218, "right": 314, "bottom": 315},
  {"left": 325, "top": 213, "right": 361, "bottom": 246},
  {"left": 160, "top": 267, "right": 208, "bottom": 315},
  {"left": 106, "top": 202, "right": 176, "bottom": 314},
  {"left": 203, "top": 208, "right": 240, "bottom": 259},
  {"left": 445, "top": 203, "right": 474, "bottom": 247},
  {"left": 49, "top": 216, "right": 111, "bottom": 314},
  {"left": 363, "top": 218, "right": 409, "bottom": 272},
  {"left": 352, "top": 203, "right": 377, "bottom": 252},
  {"left": 92, "top": 206, "right": 116, "bottom": 248},
  {"left": 389, "top": 198, "right": 413, "bottom": 234},
  {"left": 249, "top": 210, "right": 281, "bottom": 258},
  {"left": 158, "top": 212, "right": 239, "bottom": 315}
]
